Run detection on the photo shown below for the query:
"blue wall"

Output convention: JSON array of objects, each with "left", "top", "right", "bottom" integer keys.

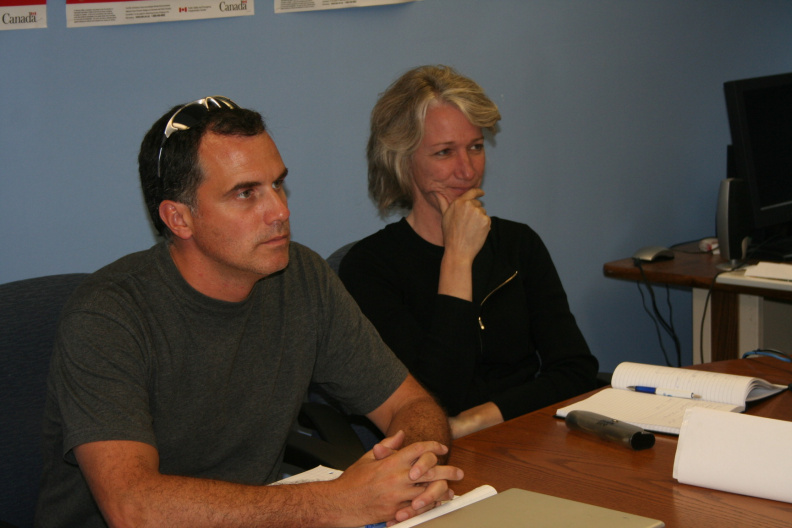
[{"left": 3, "top": 0, "right": 792, "bottom": 370}]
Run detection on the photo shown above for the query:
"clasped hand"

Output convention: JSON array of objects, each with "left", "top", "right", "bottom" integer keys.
[
  {"left": 437, "top": 188, "right": 490, "bottom": 262},
  {"left": 335, "top": 430, "right": 463, "bottom": 526}
]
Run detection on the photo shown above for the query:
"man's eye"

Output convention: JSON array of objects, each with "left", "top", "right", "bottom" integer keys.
[
  {"left": 238, "top": 189, "right": 253, "bottom": 199},
  {"left": 272, "top": 179, "right": 285, "bottom": 190}
]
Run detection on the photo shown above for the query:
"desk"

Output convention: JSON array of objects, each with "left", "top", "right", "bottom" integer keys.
[
  {"left": 447, "top": 357, "right": 792, "bottom": 528},
  {"left": 603, "top": 244, "right": 792, "bottom": 362}
]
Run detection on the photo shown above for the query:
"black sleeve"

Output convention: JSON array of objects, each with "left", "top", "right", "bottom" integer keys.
[
  {"left": 488, "top": 224, "right": 598, "bottom": 420},
  {"left": 338, "top": 239, "right": 481, "bottom": 415}
]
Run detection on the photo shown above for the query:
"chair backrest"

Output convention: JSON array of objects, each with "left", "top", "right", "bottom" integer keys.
[
  {"left": 0, "top": 273, "right": 88, "bottom": 528},
  {"left": 326, "top": 241, "right": 358, "bottom": 275}
]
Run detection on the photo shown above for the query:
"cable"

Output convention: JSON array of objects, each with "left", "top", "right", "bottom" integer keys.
[
  {"left": 697, "top": 271, "right": 724, "bottom": 365},
  {"left": 634, "top": 259, "right": 682, "bottom": 367},
  {"left": 742, "top": 349, "right": 792, "bottom": 362}
]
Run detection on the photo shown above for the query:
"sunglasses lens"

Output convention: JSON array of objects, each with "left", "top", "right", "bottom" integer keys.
[
  {"left": 170, "top": 104, "right": 210, "bottom": 132},
  {"left": 158, "top": 96, "right": 240, "bottom": 178},
  {"left": 207, "top": 96, "right": 238, "bottom": 110}
]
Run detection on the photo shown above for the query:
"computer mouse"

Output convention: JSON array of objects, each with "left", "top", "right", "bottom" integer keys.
[{"left": 632, "top": 246, "right": 675, "bottom": 262}]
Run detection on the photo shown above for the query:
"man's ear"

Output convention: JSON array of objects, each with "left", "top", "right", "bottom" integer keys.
[{"left": 159, "top": 200, "right": 194, "bottom": 240}]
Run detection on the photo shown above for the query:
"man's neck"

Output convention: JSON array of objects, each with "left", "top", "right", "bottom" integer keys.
[{"left": 168, "top": 242, "right": 258, "bottom": 303}]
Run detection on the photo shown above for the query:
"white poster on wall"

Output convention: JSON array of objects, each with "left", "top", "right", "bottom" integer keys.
[
  {"left": 275, "top": 0, "right": 420, "bottom": 14},
  {"left": 0, "top": 0, "right": 46, "bottom": 30},
  {"left": 66, "top": 0, "right": 253, "bottom": 28}
]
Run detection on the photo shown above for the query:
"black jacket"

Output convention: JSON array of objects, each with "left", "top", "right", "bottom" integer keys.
[{"left": 339, "top": 217, "right": 599, "bottom": 419}]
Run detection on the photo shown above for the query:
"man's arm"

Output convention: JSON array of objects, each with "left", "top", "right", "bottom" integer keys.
[
  {"left": 366, "top": 373, "right": 452, "bottom": 452},
  {"left": 75, "top": 431, "right": 460, "bottom": 528},
  {"left": 360, "top": 374, "right": 461, "bottom": 523}
]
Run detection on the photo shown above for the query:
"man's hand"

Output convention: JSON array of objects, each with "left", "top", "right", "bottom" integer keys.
[{"left": 332, "top": 430, "right": 463, "bottom": 526}]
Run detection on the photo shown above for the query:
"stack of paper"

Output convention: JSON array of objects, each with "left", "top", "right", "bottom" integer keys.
[
  {"left": 744, "top": 262, "right": 792, "bottom": 282},
  {"left": 673, "top": 408, "right": 792, "bottom": 503}
]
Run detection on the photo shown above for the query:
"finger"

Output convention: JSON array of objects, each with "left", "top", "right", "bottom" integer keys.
[
  {"left": 434, "top": 192, "right": 451, "bottom": 215},
  {"left": 372, "top": 430, "right": 405, "bottom": 460},
  {"left": 412, "top": 482, "right": 456, "bottom": 512},
  {"left": 410, "top": 464, "right": 465, "bottom": 484},
  {"left": 395, "top": 442, "right": 449, "bottom": 480},
  {"left": 379, "top": 429, "right": 405, "bottom": 450},
  {"left": 462, "top": 187, "right": 485, "bottom": 200},
  {"left": 398, "top": 440, "right": 449, "bottom": 464},
  {"left": 408, "top": 451, "right": 438, "bottom": 481}
]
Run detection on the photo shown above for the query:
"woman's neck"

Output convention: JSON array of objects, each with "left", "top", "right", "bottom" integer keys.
[{"left": 406, "top": 205, "right": 444, "bottom": 247}]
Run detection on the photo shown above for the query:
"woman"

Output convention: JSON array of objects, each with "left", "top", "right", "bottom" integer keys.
[{"left": 339, "top": 65, "right": 599, "bottom": 438}]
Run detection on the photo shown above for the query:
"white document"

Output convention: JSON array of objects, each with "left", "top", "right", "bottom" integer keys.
[
  {"left": 66, "top": 0, "right": 253, "bottom": 28},
  {"left": 673, "top": 407, "right": 792, "bottom": 504},
  {"left": 556, "top": 362, "right": 785, "bottom": 434},
  {"left": 0, "top": 0, "right": 46, "bottom": 30},
  {"left": 744, "top": 261, "right": 792, "bottom": 282},
  {"left": 275, "top": 0, "right": 420, "bottom": 14}
]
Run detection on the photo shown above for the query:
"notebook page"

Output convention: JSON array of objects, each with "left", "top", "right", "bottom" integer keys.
[
  {"left": 556, "top": 388, "right": 741, "bottom": 434},
  {"left": 612, "top": 362, "right": 754, "bottom": 406}
]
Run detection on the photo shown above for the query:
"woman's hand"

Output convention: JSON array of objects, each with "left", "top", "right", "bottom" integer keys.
[
  {"left": 436, "top": 189, "right": 490, "bottom": 301},
  {"left": 438, "top": 188, "right": 490, "bottom": 263}
]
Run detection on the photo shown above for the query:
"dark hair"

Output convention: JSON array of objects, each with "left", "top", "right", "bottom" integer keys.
[
  {"left": 367, "top": 65, "right": 501, "bottom": 216},
  {"left": 138, "top": 102, "right": 266, "bottom": 239}
]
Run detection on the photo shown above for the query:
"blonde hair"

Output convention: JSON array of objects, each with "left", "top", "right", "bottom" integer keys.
[{"left": 367, "top": 65, "right": 501, "bottom": 215}]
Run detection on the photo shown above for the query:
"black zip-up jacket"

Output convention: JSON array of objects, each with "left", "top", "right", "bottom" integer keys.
[{"left": 339, "top": 217, "right": 599, "bottom": 420}]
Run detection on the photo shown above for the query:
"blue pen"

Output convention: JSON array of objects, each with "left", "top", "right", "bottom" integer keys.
[{"left": 627, "top": 386, "right": 701, "bottom": 399}]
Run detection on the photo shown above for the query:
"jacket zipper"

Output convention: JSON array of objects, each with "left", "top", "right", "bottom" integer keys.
[{"left": 478, "top": 270, "right": 518, "bottom": 330}]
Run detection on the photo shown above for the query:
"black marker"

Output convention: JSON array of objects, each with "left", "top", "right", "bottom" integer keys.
[{"left": 565, "top": 410, "right": 655, "bottom": 450}]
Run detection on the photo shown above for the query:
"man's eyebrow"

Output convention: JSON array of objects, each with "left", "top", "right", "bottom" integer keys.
[{"left": 226, "top": 169, "right": 289, "bottom": 195}]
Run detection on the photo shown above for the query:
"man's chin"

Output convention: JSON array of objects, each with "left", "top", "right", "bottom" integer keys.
[{"left": 259, "top": 243, "right": 290, "bottom": 277}]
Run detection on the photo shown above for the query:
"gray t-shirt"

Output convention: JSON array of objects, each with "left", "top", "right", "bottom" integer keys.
[{"left": 35, "top": 241, "right": 407, "bottom": 527}]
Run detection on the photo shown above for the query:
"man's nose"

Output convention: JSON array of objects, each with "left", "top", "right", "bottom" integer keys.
[{"left": 264, "top": 190, "right": 290, "bottom": 224}]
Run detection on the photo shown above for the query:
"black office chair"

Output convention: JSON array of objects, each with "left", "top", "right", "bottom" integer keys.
[
  {"left": 0, "top": 273, "right": 366, "bottom": 526},
  {"left": 0, "top": 273, "right": 89, "bottom": 528}
]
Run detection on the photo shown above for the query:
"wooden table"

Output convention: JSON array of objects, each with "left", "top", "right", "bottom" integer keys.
[
  {"left": 447, "top": 357, "right": 792, "bottom": 528},
  {"left": 603, "top": 243, "right": 792, "bottom": 362}
]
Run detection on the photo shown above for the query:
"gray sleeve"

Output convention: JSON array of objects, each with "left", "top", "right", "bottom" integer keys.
[
  {"left": 302, "top": 249, "right": 408, "bottom": 416},
  {"left": 51, "top": 306, "right": 156, "bottom": 460}
]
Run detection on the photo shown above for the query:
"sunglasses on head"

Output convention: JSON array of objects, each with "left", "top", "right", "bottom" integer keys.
[{"left": 156, "top": 95, "right": 240, "bottom": 180}]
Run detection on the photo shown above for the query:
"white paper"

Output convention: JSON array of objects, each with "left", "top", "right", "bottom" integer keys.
[
  {"left": 272, "top": 464, "right": 342, "bottom": 485},
  {"left": 66, "top": 0, "right": 253, "bottom": 28},
  {"left": 0, "top": 0, "right": 46, "bottom": 30},
  {"left": 556, "top": 388, "right": 740, "bottom": 434},
  {"left": 744, "top": 261, "right": 792, "bottom": 282},
  {"left": 275, "top": 0, "right": 420, "bottom": 14},
  {"left": 673, "top": 407, "right": 792, "bottom": 503}
]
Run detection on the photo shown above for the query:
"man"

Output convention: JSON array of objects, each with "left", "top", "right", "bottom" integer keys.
[{"left": 35, "top": 96, "right": 461, "bottom": 527}]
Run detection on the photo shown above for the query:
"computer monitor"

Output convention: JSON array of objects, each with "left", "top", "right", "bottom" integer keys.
[{"left": 724, "top": 71, "right": 792, "bottom": 261}]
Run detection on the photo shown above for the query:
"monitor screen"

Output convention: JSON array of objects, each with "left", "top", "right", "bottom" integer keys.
[{"left": 724, "top": 72, "right": 792, "bottom": 231}]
